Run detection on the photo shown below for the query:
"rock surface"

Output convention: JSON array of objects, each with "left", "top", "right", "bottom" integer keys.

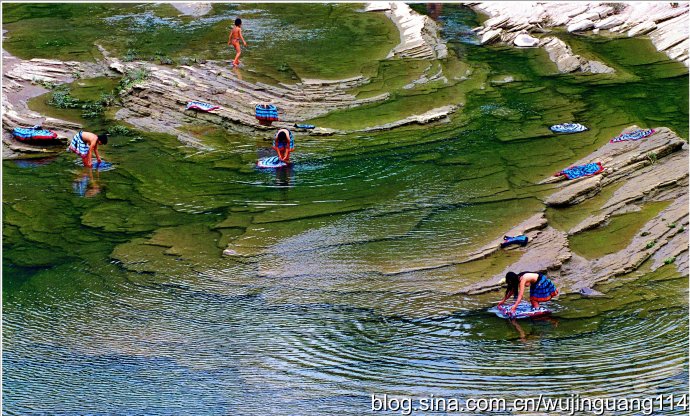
[
  {"left": 366, "top": 2, "right": 448, "bottom": 60},
  {"left": 595, "top": 15, "right": 625, "bottom": 30},
  {"left": 112, "top": 60, "right": 392, "bottom": 148},
  {"left": 540, "top": 37, "right": 614, "bottom": 74},
  {"left": 169, "top": 2, "right": 212, "bottom": 17},
  {"left": 472, "top": 2, "right": 689, "bottom": 67},
  {"left": 481, "top": 29, "right": 502, "bottom": 45},
  {"left": 514, "top": 33, "right": 539, "bottom": 47},
  {"left": 567, "top": 19, "right": 595, "bottom": 33},
  {"left": 356, "top": 105, "right": 457, "bottom": 132},
  {"left": 628, "top": 21, "right": 657, "bottom": 37}
]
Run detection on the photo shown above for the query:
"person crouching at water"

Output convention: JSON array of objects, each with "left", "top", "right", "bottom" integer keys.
[
  {"left": 68, "top": 130, "right": 108, "bottom": 168},
  {"left": 497, "top": 271, "right": 558, "bottom": 314},
  {"left": 273, "top": 128, "right": 293, "bottom": 163}
]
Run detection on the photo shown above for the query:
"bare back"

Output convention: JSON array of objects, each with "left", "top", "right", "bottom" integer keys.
[
  {"left": 81, "top": 131, "right": 99, "bottom": 147},
  {"left": 520, "top": 272, "right": 540, "bottom": 288},
  {"left": 230, "top": 26, "right": 241, "bottom": 42}
]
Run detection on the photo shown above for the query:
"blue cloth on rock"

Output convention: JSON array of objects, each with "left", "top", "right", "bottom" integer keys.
[
  {"left": 610, "top": 129, "right": 655, "bottom": 143},
  {"left": 501, "top": 235, "right": 528, "bottom": 248},
  {"left": 557, "top": 162, "right": 603, "bottom": 180}
]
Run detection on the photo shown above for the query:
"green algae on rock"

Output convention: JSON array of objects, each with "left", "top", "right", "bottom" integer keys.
[{"left": 569, "top": 201, "right": 672, "bottom": 259}]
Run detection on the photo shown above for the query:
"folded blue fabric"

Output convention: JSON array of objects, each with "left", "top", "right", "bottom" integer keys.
[
  {"left": 610, "top": 129, "right": 655, "bottom": 143},
  {"left": 186, "top": 101, "right": 219, "bottom": 112},
  {"left": 557, "top": 162, "right": 603, "bottom": 180}
]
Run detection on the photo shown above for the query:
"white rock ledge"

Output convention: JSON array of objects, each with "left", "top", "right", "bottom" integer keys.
[
  {"left": 366, "top": 2, "right": 447, "bottom": 60},
  {"left": 472, "top": 2, "right": 689, "bottom": 67}
]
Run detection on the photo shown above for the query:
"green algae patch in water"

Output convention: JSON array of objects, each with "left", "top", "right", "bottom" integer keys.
[
  {"left": 352, "top": 59, "right": 434, "bottom": 100},
  {"left": 462, "top": 29, "right": 688, "bottom": 147},
  {"left": 559, "top": 259, "right": 687, "bottom": 320},
  {"left": 28, "top": 76, "right": 123, "bottom": 130},
  {"left": 28, "top": 93, "right": 92, "bottom": 127},
  {"left": 67, "top": 76, "right": 120, "bottom": 101},
  {"left": 569, "top": 201, "right": 672, "bottom": 260},
  {"left": 561, "top": 34, "right": 689, "bottom": 139},
  {"left": 3, "top": 3, "right": 116, "bottom": 61},
  {"left": 110, "top": 223, "right": 225, "bottom": 274},
  {"left": 2, "top": 3, "right": 238, "bottom": 61},
  {"left": 309, "top": 67, "right": 486, "bottom": 131},
  {"left": 178, "top": 124, "right": 249, "bottom": 151},
  {"left": 390, "top": 246, "right": 527, "bottom": 296}
]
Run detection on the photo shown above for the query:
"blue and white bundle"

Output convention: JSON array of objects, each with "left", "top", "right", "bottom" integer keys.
[
  {"left": 257, "top": 156, "right": 288, "bottom": 169},
  {"left": 610, "top": 129, "right": 655, "bottom": 143},
  {"left": 186, "top": 101, "right": 220, "bottom": 112},
  {"left": 550, "top": 123, "right": 588, "bottom": 134}
]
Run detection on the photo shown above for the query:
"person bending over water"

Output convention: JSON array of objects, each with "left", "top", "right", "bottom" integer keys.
[
  {"left": 498, "top": 271, "right": 559, "bottom": 314},
  {"left": 273, "top": 128, "right": 293, "bottom": 162},
  {"left": 228, "top": 18, "right": 247, "bottom": 67},
  {"left": 68, "top": 130, "right": 108, "bottom": 168}
]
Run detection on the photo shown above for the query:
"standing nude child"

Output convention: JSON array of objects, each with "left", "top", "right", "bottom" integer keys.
[{"left": 228, "top": 18, "right": 248, "bottom": 67}]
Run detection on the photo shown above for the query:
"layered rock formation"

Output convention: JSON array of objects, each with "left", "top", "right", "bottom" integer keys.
[
  {"left": 115, "top": 4, "right": 451, "bottom": 145},
  {"left": 540, "top": 36, "right": 614, "bottom": 73},
  {"left": 112, "top": 59, "right": 389, "bottom": 148},
  {"left": 458, "top": 126, "right": 688, "bottom": 295},
  {"left": 356, "top": 105, "right": 457, "bottom": 133},
  {"left": 366, "top": 2, "right": 448, "bottom": 60},
  {"left": 472, "top": 2, "right": 689, "bottom": 68}
]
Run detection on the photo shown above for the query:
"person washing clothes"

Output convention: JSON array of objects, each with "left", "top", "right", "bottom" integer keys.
[
  {"left": 497, "top": 271, "right": 559, "bottom": 315},
  {"left": 273, "top": 128, "right": 294, "bottom": 163},
  {"left": 67, "top": 130, "right": 108, "bottom": 168}
]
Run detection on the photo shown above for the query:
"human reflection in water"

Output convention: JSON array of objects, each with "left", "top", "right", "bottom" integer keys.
[
  {"left": 274, "top": 164, "right": 294, "bottom": 187},
  {"left": 231, "top": 64, "right": 242, "bottom": 80},
  {"left": 72, "top": 166, "right": 102, "bottom": 198},
  {"left": 426, "top": 3, "right": 443, "bottom": 20},
  {"left": 509, "top": 316, "right": 559, "bottom": 343}
]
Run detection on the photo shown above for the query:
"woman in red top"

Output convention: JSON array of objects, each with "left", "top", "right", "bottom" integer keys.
[{"left": 273, "top": 128, "right": 293, "bottom": 162}]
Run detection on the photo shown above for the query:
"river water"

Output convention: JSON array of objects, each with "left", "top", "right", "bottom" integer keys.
[{"left": 3, "top": 4, "right": 688, "bottom": 415}]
